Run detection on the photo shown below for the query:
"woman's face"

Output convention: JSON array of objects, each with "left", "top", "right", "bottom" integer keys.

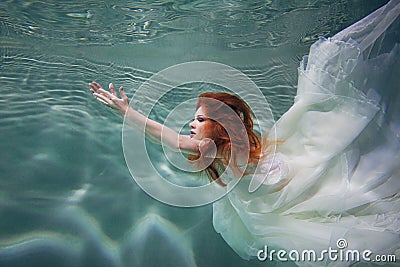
[{"left": 189, "top": 106, "right": 208, "bottom": 140}]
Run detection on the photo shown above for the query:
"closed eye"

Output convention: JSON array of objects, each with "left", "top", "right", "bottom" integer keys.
[{"left": 197, "top": 117, "right": 205, "bottom": 122}]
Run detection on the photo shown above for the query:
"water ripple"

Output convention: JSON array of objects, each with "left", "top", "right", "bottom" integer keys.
[{"left": 1, "top": 0, "right": 383, "bottom": 48}]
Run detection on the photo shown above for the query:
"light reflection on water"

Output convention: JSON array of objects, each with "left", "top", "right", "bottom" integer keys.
[{"left": 0, "top": 0, "right": 388, "bottom": 266}]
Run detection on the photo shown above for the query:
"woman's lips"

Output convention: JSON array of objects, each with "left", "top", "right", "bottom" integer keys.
[{"left": 190, "top": 130, "right": 195, "bottom": 138}]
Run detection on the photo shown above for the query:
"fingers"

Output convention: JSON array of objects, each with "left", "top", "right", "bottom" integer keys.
[
  {"left": 89, "top": 81, "right": 129, "bottom": 109},
  {"left": 89, "top": 83, "right": 97, "bottom": 93},
  {"left": 89, "top": 81, "right": 101, "bottom": 91},
  {"left": 119, "top": 86, "right": 128, "bottom": 102},
  {"left": 90, "top": 81, "right": 114, "bottom": 107},
  {"left": 93, "top": 92, "right": 113, "bottom": 106},
  {"left": 89, "top": 81, "right": 103, "bottom": 97},
  {"left": 96, "top": 97, "right": 110, "bottom": 106},
  {"left": 109, "top": 83, "right": 117, "bottom": 96},
  {"left": 89, "top": 81, "right": 118, "bottom": 98},
  {"left": 98, "top": 88, "right": 116, "bottom": 100}
]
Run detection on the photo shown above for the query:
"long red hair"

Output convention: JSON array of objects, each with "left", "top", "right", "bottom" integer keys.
[{"left": 189, "top": 92, "right": 262, "bottom": 186}]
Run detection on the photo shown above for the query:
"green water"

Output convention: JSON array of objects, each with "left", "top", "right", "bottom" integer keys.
[{"left": 0, "top": 1, "right": 389, "bottom": 266}]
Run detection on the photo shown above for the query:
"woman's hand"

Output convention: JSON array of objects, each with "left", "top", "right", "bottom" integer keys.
[{"left": 89, "top": 81, "right": 129, "bottom": 115}]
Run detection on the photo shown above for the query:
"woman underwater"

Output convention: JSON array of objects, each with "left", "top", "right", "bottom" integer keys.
[{"left": 90, "top": 0, "right": 400, "bottom": 265}]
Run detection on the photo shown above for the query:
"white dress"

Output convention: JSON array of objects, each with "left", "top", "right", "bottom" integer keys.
[{"left": 213, "top": 0, "right": 400, "bottom": 266}]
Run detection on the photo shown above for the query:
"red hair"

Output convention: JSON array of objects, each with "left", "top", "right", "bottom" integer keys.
[{"left": 189, "top": 92, "right": 262, "bottom": 186}]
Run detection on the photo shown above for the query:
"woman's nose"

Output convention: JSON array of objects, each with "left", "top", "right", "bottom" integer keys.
[{"left": 189, "top": 121, "right": 195, "bottom": 128}]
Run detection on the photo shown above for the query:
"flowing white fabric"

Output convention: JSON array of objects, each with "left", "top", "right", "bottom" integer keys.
[{"left": 213, "top": 1, "right": 400, "bottom": 266}]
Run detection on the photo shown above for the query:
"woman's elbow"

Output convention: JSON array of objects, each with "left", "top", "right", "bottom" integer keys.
[{"left": 178, "top": 135, "right": 199, "bottom": 154}]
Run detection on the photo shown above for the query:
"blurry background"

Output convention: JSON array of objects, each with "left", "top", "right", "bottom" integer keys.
[{"left": 0, "top": 0, "right": 389, "bottom": 266}]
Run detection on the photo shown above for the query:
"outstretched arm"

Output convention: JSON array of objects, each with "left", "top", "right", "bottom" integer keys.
[{"left": 89, "top": 82, "right": 200, "bottom": 153}]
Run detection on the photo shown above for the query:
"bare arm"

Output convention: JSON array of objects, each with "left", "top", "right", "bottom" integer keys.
[{"left": 89, "top": 82, "right": 200, "bottom": 153}]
